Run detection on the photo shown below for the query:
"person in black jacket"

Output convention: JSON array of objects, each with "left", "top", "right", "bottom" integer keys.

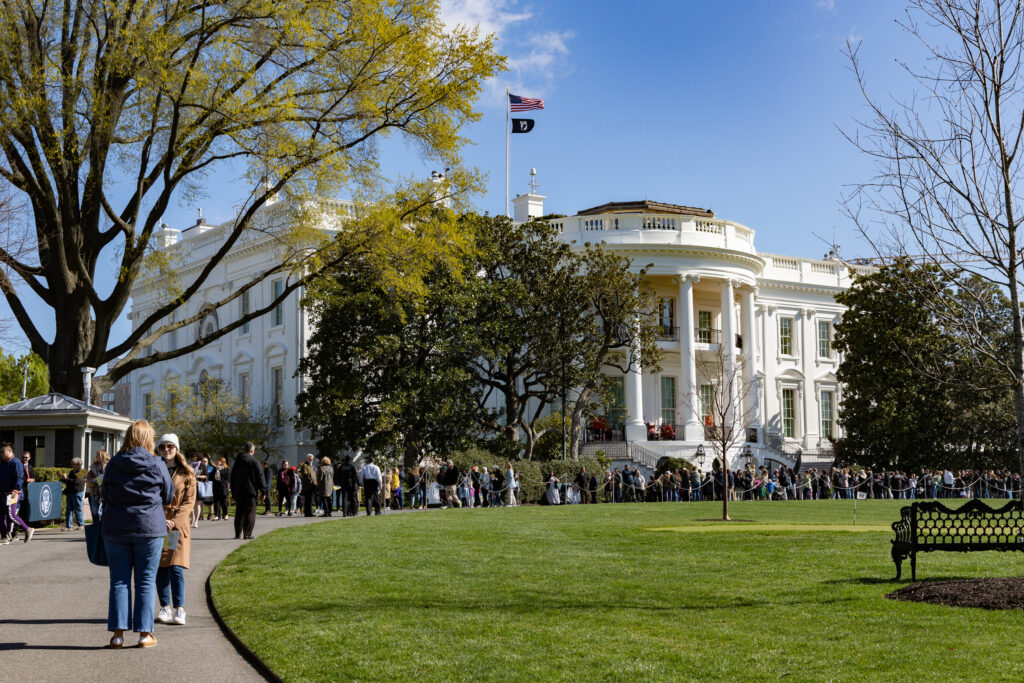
[
  {"left": 261, "top": 460, "right": 274, "bottom": 514},
  {"left": 229, "top": 442, "right": 263, "bottom": 540},
  {"left": 335, "top": 455, "right": 359, "bottom": 517}
]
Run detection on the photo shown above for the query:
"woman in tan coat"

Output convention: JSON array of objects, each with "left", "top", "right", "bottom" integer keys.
[{"left": 154, "top": 434, "right": 196, "bottom": 626}]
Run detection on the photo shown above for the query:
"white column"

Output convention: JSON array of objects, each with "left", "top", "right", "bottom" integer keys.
[
  {"left": 740, "top": 287, "right": 760, "bottom": 442},
  {"left": 679, "top": 275, "right": 703, "bottom": 441},
  {"left": 720, "top": 280, "right": 737, "bottom": 429},
  {"left": 624, "top": 311, "right": 647, "bottom": 442},
  {"left": 801, "top": 308, "right": 818, "bottom": 448}
]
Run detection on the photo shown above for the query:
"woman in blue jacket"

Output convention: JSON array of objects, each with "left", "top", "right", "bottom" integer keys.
[{"left": 101, "top": 420, "right": 174, "bottom": 648}]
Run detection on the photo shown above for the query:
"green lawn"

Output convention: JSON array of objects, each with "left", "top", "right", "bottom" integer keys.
[{"left": 210, "top": 500, "right": 1024, "bottom": 682}]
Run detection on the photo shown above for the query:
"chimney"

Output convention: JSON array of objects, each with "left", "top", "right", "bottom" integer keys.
[
  {"left": 81, "top": 367, "right": 96, "bottom": 405},
  {"left": 154, "top": 222, "right": 180, "bottom": 248},
  {"left": 512, "top": 168, "right": 545, "bottom": 222}
]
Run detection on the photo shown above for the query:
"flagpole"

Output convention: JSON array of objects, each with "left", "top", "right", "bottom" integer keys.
[{"left": 505, "top": 86, "right": 510, "bottom": 217}]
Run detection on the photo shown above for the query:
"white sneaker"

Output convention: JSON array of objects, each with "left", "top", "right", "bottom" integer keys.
[
  {"left": 173, "top": 607, "right": 186, "bottom": 625},
  {"left": 155, "top": 606, "right": 173, "bottom": 623},
  {"left": 23, "top": 528, "right": 34, "bottom": 543},
  {"left": 0, "top": 536, "right": 10, "bottom": 545}
]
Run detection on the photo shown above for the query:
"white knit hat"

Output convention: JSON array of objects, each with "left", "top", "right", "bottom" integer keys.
[{"left": 157, "top": 433, "right": 180, "bottom": 450}]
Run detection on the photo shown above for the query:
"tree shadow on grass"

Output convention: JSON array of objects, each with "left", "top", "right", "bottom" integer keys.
[
  {"left": 245, "top": 594, "right": 859, "bottom": 620},
  {"left": 824, "top": 576, "right": 978, "bottom": 586}
]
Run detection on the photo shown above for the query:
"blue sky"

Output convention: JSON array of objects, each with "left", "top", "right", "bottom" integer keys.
[
  {"left": 7, "top": 0, "right": 922, "bottom": 356},
  {"left": 418, "top": 0, "right": 915, "bottom": 259}
]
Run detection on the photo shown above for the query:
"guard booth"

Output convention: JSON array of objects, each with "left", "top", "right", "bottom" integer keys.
[{"left": 0, "top": 393, "right": 133, "bottom": 470}]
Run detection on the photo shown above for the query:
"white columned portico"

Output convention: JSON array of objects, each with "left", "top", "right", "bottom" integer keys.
[
  {"left": 720, "top": 279, "right": 737, "bottom": 427},
  {"left": 679, "top": 275, "right": 703, "bottom": 441},
  {"left": 740, "top": 287, "right": 760, "bottom": 441},
  {"left": 625, "top": 311, "right": 647, "bottom": 442}
]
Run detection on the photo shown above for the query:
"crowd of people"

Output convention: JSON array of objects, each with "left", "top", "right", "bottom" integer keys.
[{"left": 536, "top": 465, "right": 1024, "bottom": 504}]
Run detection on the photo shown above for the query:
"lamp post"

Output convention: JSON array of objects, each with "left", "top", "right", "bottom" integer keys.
[
  {"left": 742, "top": 444, "right": 754, "bottom": 469},
  {"left": 695, "top": 444, "right": 706, "bottom": 469}
]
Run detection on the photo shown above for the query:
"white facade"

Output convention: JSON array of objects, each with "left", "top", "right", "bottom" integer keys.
[
  {"left": 544, "top": 198, "right": 865, "bottom": 466},
  {"left": 127, "top": 200, "right": 350, "bottom": 462}
]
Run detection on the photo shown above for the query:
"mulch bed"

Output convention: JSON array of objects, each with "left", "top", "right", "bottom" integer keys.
[{"left": 888, "top": 578, "right": 1024, "bottom": 610}]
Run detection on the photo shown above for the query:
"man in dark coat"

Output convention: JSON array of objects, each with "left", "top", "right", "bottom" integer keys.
[
  {"left": 335, "top": 455, "right": 359, "bottom": 517},
  {"left": 230, "top": 442, "right": 263, "bottom": 540}
]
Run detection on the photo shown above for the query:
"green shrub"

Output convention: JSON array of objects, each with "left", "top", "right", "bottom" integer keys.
[
  {"left": 30, "top": 466, "right": 66, "bottom": 482},
  {"left": 654, "top": 457, "right": 692, "bottom": 478}
]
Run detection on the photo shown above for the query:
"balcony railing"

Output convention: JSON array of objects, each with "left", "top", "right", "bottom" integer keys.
[
  {"left": 657, "top": 324, "right": 679, "bottom": 341},
  {"left": 696, "top": 327, "right": 720, "bottom": 344},
  {"left": 647, "top": 423, "right": 680, "bottom": 441}
]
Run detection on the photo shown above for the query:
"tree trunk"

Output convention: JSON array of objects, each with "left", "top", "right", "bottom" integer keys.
[
  {"left": 721, "top": 443, "right": 730, "bottom": 521},
  {"left": 46, "top": 299, "right": 98, "bottom": 402},
  {"left": 568, "top": 389, "right": 592, "bottom": 460},
  {"left": 403, "top": 443, "right": 420, "bottom": 471}
]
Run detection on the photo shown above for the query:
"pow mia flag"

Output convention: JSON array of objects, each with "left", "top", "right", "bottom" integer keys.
[{"left": 511, "top": 118, "right": 535, "bottom": 134}]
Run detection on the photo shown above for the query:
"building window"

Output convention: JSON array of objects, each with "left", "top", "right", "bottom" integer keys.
[
  {"left": 817, "top": 320, "right": 833, "bottom": 359},
  {"left": 697, "top": 311, "right": 713, "bottom": 344},
  {"left": 660, "top": 376, "right": 676, "bottom": 426},
  {"left": 821, "top": 390, "right": 834, "bottom": 439},
  {"left": 782, "top": 388, "right": 796, "bottom": 438},
  {"left": 143, "top": 392, "right": 153, "bottom": 420},
  {"left": 169, "top": 312, "right": 177, "bottom": 351},
  {"left": 241, "top": 289, "right": 251, "bottom": 334},
  {"left": 700, "top": 384, "right": 714, "bottom": 425},
  {"left": 606, "top": 376, "right": 625, "bottom": 428},
  {"left": 779, "top": 317, "right": 794, "bottom": 356},
  {"left": 239, "top": 372, "right": 250, "bottom": 406},
  {"left": 272, "top": 366, "right": 284, "bottom": 426},
  {"left": 271, "top": 280, "right": 284, "bottom": 327},
  {"left": 659, "top": 298, "right": 675, "bottom": 338}
]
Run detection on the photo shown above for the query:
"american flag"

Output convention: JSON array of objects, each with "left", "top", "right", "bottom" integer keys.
[{"left": 509, "top": 93, "right": 545, "bottom": 111}]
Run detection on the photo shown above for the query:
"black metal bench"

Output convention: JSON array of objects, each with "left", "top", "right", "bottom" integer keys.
[{"left": 891, "top": 499, "right": 1024, "bottom": 581}]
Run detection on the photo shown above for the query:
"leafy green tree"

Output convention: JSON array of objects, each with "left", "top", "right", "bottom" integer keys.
[
  {"left": 563, "top": 247, "right": 662, "bottom": 459},
  {"left": 834, "top": 260, "right": 1015, "bottom": 470},
  {"left": 0, "top": 0, "right": 502, "bottom": 400},
  {"left": 152, "top": 379, "right": 279, "bottom": 462},
  {"left": 296, "top": 230, "right": 479, "bottom": 469},
  {"left": 0, "top": 351, "right": 47, "bottom": 404},
  {"left": 843, "top": 0, "right": 1024, "bottom": 473}
]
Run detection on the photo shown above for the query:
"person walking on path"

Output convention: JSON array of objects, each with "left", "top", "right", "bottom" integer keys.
[
  {"left": 261, "top": 460, "right": 274, "bottom": 515},
  {"left": 359, "top": 456, "right": 382, "bottom": 516},
  {"left": 336, "top": 455, "right": 358, "bottom": 517},
  {"left": 100, "top": 419, "right": 174, "bottom": 649},
  {"left": 317, "top": 457, "right": 334, "bottom": 517},
  {"left": 86, "top": 451, "right": 109, "bottom": 523},
  {"left": 276, "top": 461, "right": 295, "bottom": 516},
  {"left": 298, "top": 454, "right": 318, "bottom": 517},
  {"left": 61, "top": 457, "right": 87, "bottom": 529},
  {"left": 154, "top": 434, "right": 196, "bottom": 627},
  {"left": 211, "top": 457, "right": 230, "bottom": 521},
  {"left": 230, "top": 442, "right": 263, "bottom": 540},
  {"left": 0, "top": 443, "right": 33, "bottom": 544}
]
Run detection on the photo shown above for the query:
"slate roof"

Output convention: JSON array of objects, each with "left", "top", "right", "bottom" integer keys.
[{"left": 0, "top": 392, "right": 123, "bottom": 416}]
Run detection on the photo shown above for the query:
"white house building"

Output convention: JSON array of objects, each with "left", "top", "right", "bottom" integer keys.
[
  {"left": 127, "top": 178, "right": 862, "bottom": 470},
  {"left": 127, "top": 199, "right": 353, "bottom": 462},
  {"left": 512, "top": 188, "right": 866, "bottom": 469}
]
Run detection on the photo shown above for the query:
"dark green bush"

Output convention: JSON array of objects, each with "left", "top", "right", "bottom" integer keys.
[{"left": 446, "top": 449, "right": 607, "bottom": 504}]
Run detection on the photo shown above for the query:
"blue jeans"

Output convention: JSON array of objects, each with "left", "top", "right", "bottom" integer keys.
[
  {"left": 104, "top": 535, "right": 163, "bottom": 632},
  {"left": 88, "top": 495, "right": 102, "bottom": 522},
  {"left": 156, "top": 565, "right": 186, "bottom": 609},
  {"left": 66, "top": 491, "right": 85, "bottom": 527}
]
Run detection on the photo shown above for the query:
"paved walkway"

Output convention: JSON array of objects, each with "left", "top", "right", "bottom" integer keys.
[{"left": 0, "top": 510, "right": 349, "bottom": 681}]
